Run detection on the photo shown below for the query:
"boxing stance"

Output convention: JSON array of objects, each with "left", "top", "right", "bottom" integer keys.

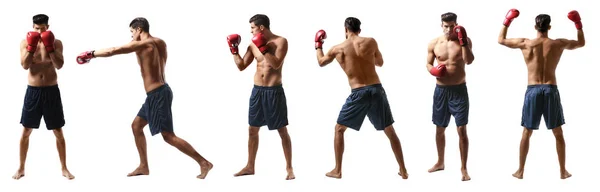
[
  {"left": 76, "top": 17, "right": 213, "bottom": 179},
  {"left": 227, "top": 14, "right": 295, "bottom": 180},
  {"left": 498, "top": 9, "right": 584, "bottom": 180},
  {"left": 426, "top": 12, "right": 475, "bottom": 181},
  {"left": 14, "top": 14, "right": 73, "bottom": 180},
  {"left": 315, "top": 17, "right": 408, "bottom": 179}
]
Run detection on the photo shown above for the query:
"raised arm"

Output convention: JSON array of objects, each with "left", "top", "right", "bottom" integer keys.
[
  {"left": 263, "top": 38, "right": 288, "bottom": 70},
  {"left": 314, "top": 29, "right": 336, "bottom": 67},
  {"left": 558, "top": 10, "right": 585, "bottom": 50},
  {"left": 371, "top": 38, "right": 384, "bottom": 67},
  {"left": 93, "top": 40, "right": 149, "bottom": 57},
  {"left": 498, "top": 9, "right": 528, "bottom": 49},
  {"left": 233, "top": 45, "right": 255, "bottom": 71},
  {"left": 20, "top": 40, "right": 34, "bottom": 70},
  {"left": 454, "top": 26, "right": 474, "bottom": 64},
  {"left": 426, "top": 39, "right": 436, "bottom": 72}
]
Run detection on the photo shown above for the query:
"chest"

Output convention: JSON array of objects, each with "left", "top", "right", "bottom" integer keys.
[
  {"left": 434, "top": 41, "right": 462, "bottom": 60},
  {"left": 33, "top": 43, "right": 50, "bottom": 62}
]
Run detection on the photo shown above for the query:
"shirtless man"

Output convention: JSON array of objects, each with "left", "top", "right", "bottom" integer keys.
[
  {"left": 227, "top": 14, "right": 295, "bottom": 180},
  {"left": 426, "top": 12, "right": 475, "bottom": 181},
  {"left": 14, "top": 14, "right": 74, "bottom": 180},
  {"left": 498, "top": 9, "right": 584, "bottom": 180},
  {"left": 315, "top": 17, "right": 409, "bottom": 179},
  {"left": 76, "top": 17, "right": 213, "bottom": 179}
]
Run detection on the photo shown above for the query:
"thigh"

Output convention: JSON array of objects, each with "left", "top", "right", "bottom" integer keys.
[
  {"left": 432, "top": 86, "right": 451, "bottom": 127},
  {"left": 543, "top": 87, "right": 565, "bottom": 129},
  {"left": 337, "top": 90, "right": 369, "bottom": 131},
  {"left": 448, "top": 86, "right": 470, "bottom": 126},
  {"left": 248, "top": 87, "right": 265, "bottom": 127},
  {"left": 265, "top": 88, "right": 288, "bottom": 130},
  {"left": 146, "top": 89, "right": 174, "bottom": 136},
  {"left": 367, "top": 88, "right": 394, "bottom": 130},
  {"left": 20, "top": 86, "right": 43, "bottom": 128},
  {"left": 43, "top": 86, "right": 65, "bottom": 130},
  {"left": 521, "top": 87, "right": 544, "bottom": 130}
]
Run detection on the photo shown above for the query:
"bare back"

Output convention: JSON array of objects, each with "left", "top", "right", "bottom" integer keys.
[
  {"left": 431, "top": 36, "right": 467, "bottom": 85},
  {"left": 251, "top": 35, "right": 286, "bottom": 87},
  {"left": 332, "top": 37, "right": 381, "bottom": 89},
  {"left": 520, "top": 38, "right": 565, "bottom": 85},
  {"left": 137, "top": 37, "right": 168, "bottom": 92},
  {"left": 21, "top": 39, "right": 60, "bottom": 86}
]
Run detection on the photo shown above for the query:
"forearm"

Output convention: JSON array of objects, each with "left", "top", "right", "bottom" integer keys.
[
  {"left": 462, "top": 47, "right": 474, "bottom": 64},
  {"left": 49, "top": 53, "right": 64, "bottom": 69},
  {"left": 426, "top": 63, "right": 433, "bottom": 71},
  {"left": 93, "top": 48, "right": 117, "bottom": 57},
  {"left": 498, "top": 26, "right": 508, "bottom": 43},
  {"left": 576, "top": 30, "right": 585, "bottom": 45},
  {"left": 316, "top": 49, "right": 328, "bottom": 66},
  {"left": 21, "top": 53, "right": 34, "bottom": 69},
  {"left": 264, "top": 53, "right": 282, "bottom": 69},
  {"left": 233, "top": 54, "right": 247, "bottom": 71}
]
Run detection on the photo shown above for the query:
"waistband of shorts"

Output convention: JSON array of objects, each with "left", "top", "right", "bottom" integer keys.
[
  {"left": 27, "top": 84, "right": 59, "bottom": 89},
  {"left": 351, "top": 83, "right": 383, "bottom": 92},
  {"left": 435, "top": 82, "right": 466, "bottom": 88},
  {"left": 527, "top": 84, "right": 558, "bottom": 88},
  {"left": 147, "top": 83, "right": 170, "bottom": 95},
  {"left": 253, "top": 84, "right": 283, "bottom": 90}
]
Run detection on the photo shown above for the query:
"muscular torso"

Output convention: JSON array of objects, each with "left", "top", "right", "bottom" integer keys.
[
  {"left": 433, "top": 36, "right": 467, "bottom": 85},
  {"left": 520, "top": 38, "right": 563, "bottom": 85},
  {"left": 335, "top": 37, "right": 381, "bottom": 89},
  {"left": 252, "top": 36, "right": 285, "bottom": 87},
  {"left": 136, "top": 37, "right": 167, "bottom": 92},
  {"left": 27, "top": 40, "right": 58, "bottom": 87}
]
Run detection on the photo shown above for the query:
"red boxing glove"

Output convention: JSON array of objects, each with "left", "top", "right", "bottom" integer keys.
[
  {"left": 26, "top": 32, "right": 41, "bottom": 53},
  {"left": 567, "top": 10, "right": 582, "bottom": 29},
  {"left": 251, "top": 33, "right": 268, "bottom": 54},
  {"left": 503, "top": 9, "right": 520, "bottom": 26},
  {"left": 76, "top": 51, "right": 95, "bottom": 64},
  {"left": 41, "top": 31, "right": 55, "bottom": 53},
  {"left": 315, "top": 29, "right": 327, "bottom": 49},
  {"left": 454, "top": 26, "right": 468, "bottom": 46},
  {"left": 429, "top": 64, "right": 446, "bottom": 78},
  {"left": 227, "top": 34, "right": 241, "bottom": 54}
]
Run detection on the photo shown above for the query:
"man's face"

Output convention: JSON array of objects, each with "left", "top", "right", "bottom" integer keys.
[
  {"left": 250, "top": 22, "right": 262, "bottom": 36},
  {"left": 441, "top": 21, "right": 457, "bottom": 37},
  {"left": 130, "top": 27, "right": 141, "bottom": 41},
  {"left": 32, "top": 24, "right": 49, "bottom": 33}
]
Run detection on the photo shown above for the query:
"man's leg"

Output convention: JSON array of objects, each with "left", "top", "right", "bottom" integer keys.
[
  {"left": 326, "top": 124, "right": 348, "bottom": 179},
  {"left": 456, "top": 125, "right": 470, "bottom": 181},
  {"left": 44, "top": 85, "right": 74, "bottom": 179},
  {"left": 428, "top": 127, "right": 446, "bottom": 172},
  {"left": 449, "top": 83, "right": 471, "bottom": 181},
  {"left": 512, "top": 127, "right": 533, "bottom": 179},
  {"left": 12, "top": 128, "right": 33, "bottom": 180},
  {"left": 161, "top": 132, "right": 213, "bottom": 179},
  {"left": 50, "top": 128, "right": 74, "bottom": 179},
  {"left": 277, "top": 127, "right": 294, "bottom": 180},
  {"left": 127, "top": 116, "right": 150, "bottom": 177},
  {"left": 383, "top": 126, "right": 409, "bottom": 179},
  {"left": 551, "top": 126, "right": 571, "bottom": 179},
  {"left": 543, "top": 85, "right": 570, "bottom": 179},
  {"left": 234, "top": 126, "right": 261, "bottom": 176},
  {"left": 429, "top": 85, "right": 451, "bottom": 173}
]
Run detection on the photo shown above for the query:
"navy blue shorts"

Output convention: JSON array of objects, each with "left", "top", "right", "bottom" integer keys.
[
  {"left": 20, "top": 85, "right": 65, "bottom": 130},
  {"left": 137, "top": 84, "right": 174, "bottom": 136},
  {"left": 248, "top": 84, "right": 288, "bottom": 130},
  {"left": 337, "top": 84, "right": 394, "bottom": 131},
  {"left": 521, "top": 85, "right": 565, "bottom": 130},
  {"left": 432, "top": 83, "right": 469, "bottom": 128}
]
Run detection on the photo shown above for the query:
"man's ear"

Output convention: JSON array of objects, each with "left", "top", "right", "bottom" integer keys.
[
  {"left": 548, "top": 25, "right": 552, "bottom": 30},
  {"left": 259, "top": 25, "right": 265, "bottom": 31}
]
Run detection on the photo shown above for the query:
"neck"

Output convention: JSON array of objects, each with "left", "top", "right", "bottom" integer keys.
[
  {"left": 346, "top": 33, "right": 359, "bottom": 39},
  {"left": 140, "top": 32, "right": 152, "bottom": 40},
  {"left": 537, "top": 32, "right": 548, "bottom": 38},
  {"left": 262, "top": 30, "right": 274, "bottom": 38}
]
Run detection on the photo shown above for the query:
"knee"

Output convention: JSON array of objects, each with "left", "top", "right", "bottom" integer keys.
[
  {"left": 52, "top": 129, "right": 65, "bottom": 140},
  {"left": 161, "top": 132, "right": 176, "bottom": 143},
  {"left": 131, "top": 121, "right": 144, "bottom": 133},
  {"left": 457, "top": 126, "right": 468, "bottom": 138},
  {"left": 21, "top": 128, "right": 33, "bottom": 139},
  {"left": 248, "top": 127, "right": 260, "bottom": 138},
  {"left": 552, "top": 127, "right": 564, "bottom": 137},
  {"left": 334, "top": 124, "right": 347, "bottom": 134},
  {"left": 277, "top": 127, "right": 290, "bottom": 137}
]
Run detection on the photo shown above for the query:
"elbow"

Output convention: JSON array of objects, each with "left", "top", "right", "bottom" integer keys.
[
  {"left": 579, "top": 41, "right": 586, "bottom": 48},
  {"left": 497, "top": 39, "right": 504, "bottom": 45}
]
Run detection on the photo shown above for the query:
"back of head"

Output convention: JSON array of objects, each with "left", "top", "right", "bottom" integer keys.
[
  {"left": 249, "top": 14, "right": 270, "bottom": 29},
  {"left": 129, "top": 17, "right": 150, "bottom": 32},
  {"left": 535, "top": 14, "right": 551, "bottom": 33},
  {"left": 441, "top": 12, "right": 457, "bottom": 23},
  {"left": 32, "top": 14, "right": 49, "bottom": 25},
  {"left": 345, "top": 17, "right": 361, "bottom": 33}
]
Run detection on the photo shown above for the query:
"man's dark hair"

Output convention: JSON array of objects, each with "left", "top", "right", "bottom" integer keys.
[
  {"left": 129, "top": 17, "right": 150, "bottom": 32},
  {"left": 344, "top": 17, "right": 361, "bottom": 33},
  {"left": 535, "top": 14, "right": 551, "bottom": 33},
  {"left": 249, "top": 14, "right": 270, "bottom": 29},
  {"left": 32, "top": 14, "right": 49, "bottom": 25},
  {"left": 441, "top": 12, "right": 457, "bottom": 23}
]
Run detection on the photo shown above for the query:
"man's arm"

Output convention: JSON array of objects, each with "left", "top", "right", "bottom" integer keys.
[
  {"left": 557, "top": 29, "right": 585, "bottom": 50},
  {"left": 263, "top": 38, "right": 288, "bottom": 70},
  {"left": 49, "top": 40, "right": 64, "bottom": 69},
  {"left": 93, "top": 40, "right": 149, "bottom": 57},
  {"left": 372, "top": 38, "right": 384, "bottom": 67},
  {"left": 426, "top": 39, "right": 436, "bottom": 72},
  {"left": 317, "top": 45, "right": 337, "bottom": 67},
  {"left": 233, "top": 45, "right": 255, "bottom": 71},
  {"left": 498, "top": 26, "right": 528, "bottom": 49},
  {"left": 20, "top": 40, "right": 34, "bottom": 70},
  {"left": 462, "top": 37, "right": 474, "bottom": 65}
]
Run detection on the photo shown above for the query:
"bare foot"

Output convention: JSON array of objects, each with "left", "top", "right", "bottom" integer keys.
[
  {"left": 325, "top": 169, "right": 342, "bottom": 179},
  {"left": 428, "top": 163, "right": 444, "bottom": 173},
  {"left": 197, "top": 161, "right": 213, "bottom": 179},
  {"left": 62, "top": 169, "right": 75, "bottom": 180},
  {"left": 461, "top": 169, "right": 471, "bottom": 181},
  {"left": 512, "top": 169, "right": 524, "bottom": 179},
  {"left": 127, "top": 165, "right": 149, "bottom": 177},
  {"left": 560, "top": 170, "right": 572, "bottom": 179},
  {"left": 12, "top": 169, "right": 25, "bottom": 180},
  {"left": 398, "top": 169, "right": 409, "bottom": 179},
  {"left": 233, "top": 166, "right": 254, "bottom": 177},
  {"left": 286, "top": 168, "right": 295, "bottom": 180}
]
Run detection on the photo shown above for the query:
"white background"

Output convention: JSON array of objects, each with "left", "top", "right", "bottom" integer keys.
[{"left": 0, "top": 0, "right": 596, "bottom": 191}]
